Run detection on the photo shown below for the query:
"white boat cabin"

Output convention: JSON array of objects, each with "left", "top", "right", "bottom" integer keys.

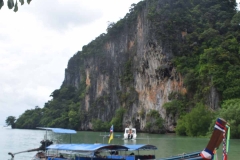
[{"left": 123, "top": 128, "right": 137, "bottom": 140}]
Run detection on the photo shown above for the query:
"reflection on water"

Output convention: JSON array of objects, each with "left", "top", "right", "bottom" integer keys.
[
  {"left": 123, "top": 139, "right": 136, "bottom": 145},
  {"left": 1, "top": 128, "right": 239, "bottom": 160}
]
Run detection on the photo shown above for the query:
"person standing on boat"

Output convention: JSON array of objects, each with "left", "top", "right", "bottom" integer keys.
[{"left": 128, "top": 128, "right": 133, "bottom": 139}]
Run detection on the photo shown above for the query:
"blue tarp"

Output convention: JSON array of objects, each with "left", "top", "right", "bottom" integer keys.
[
  {"left": 37, "top": 127, "right": 77, "bottom": 134},
  {"left": 47, "top": 144, "right": 129, "bottom": 152},
  {"left": 123, "top": 144, "right": 157, "bottom": 151}
]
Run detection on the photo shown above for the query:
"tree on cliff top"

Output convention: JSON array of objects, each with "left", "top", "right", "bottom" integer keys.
[{"left": 5, "top": 116, "right": 16, "bottom": 127}]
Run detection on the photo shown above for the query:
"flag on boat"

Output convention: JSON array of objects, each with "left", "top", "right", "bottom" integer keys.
[
  {"left": 110, "top": 125, "right": 113, "bottom": 133},
  {"left": 108, "top": 125, "right": 113, "bottom": 144}
]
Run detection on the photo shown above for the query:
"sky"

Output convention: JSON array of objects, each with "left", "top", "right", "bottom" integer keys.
[
  {"left": 0, "top": 1, "right": 239, "bottom": 126},
  {"left": 0, "top": 0, "right": 142, "bottom": 126}
]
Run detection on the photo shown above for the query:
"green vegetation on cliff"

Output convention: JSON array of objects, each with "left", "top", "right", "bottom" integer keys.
[{"left": 146, "top": 0, "right": 240, "bottom": 138}]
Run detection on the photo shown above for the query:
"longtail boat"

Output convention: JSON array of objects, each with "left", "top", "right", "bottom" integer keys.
[
  {"left": 8, "top": 127, "right": 76, "bottom": 160},
  {"left": 160, "top": 118, "right": 230, "bottom": 160}
]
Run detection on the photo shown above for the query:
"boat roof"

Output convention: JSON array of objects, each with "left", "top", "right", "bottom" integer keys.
[
  {"left": 123, "top": 144, "right": 157, "bottom": 151},
  {"left": 125, "top": 128, "right": 136, "bottom": 130},
  {"left": 47, "top": 144, "right": 129, "bottom": 152},
  {"left": 47, "top": 144, "right": 157, "bottom": 152},
  {"left": 37, "top": 127, "right": 77, "bottom": 134}
]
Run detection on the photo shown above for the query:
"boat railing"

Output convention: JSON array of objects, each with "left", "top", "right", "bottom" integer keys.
[
  {"left": 47, "top": 158, "right": 69, "bottom": 160},
  {"left": 75, "top": 157, "right": 124, "bottom": 160},
  {"left": 106, "top": 155, "right": 127, "bottom": 159},
  {"left": 135, "top": 155, "right": 155, "bottom": 159}
]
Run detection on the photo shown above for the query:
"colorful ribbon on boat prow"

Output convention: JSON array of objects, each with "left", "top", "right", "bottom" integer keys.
[
  {"left": 214, "top": 118, "right": 226, "bottom": 132},
  {"left": 200, "top": 118, "right": 227, "bottom": 160}
]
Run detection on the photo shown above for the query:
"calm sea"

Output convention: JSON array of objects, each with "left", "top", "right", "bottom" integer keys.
[{"left": 1, "top": 127, "right": 239, "bottom": 160}]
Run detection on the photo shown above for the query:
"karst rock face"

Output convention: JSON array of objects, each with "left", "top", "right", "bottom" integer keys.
[{"left": 62, "top": 0, "right": 219, "bottom": 132}]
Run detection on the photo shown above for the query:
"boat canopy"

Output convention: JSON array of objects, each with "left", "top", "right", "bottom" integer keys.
[
  {"left": 123, "top": 144, "right": 157, "bottom": 151},
  {"left": 37, "top": 127, "right": 77, "bottom": 134},
  {"left": 47, "top": 144, "right": 129, "bottom": 152}
]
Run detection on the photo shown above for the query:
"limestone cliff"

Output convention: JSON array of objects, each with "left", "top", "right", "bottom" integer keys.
[{"left": 62, "top": 0, "right": 219, "bottom": 132}]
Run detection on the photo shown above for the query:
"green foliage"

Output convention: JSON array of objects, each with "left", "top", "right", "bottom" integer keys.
[
  {"left": 0, "top": 0, "right": 32, "bottom": 12},
  {"left": 151, "top": 0, "right": 240, "bottom": 130},
  {"left": 163, "top": 100, "right": 179, "bottom": 116},
  {"left": 212, "top": 99, "right": 240, "bottom": 139},
  {"left": 163, "top": 92, "right": 188, "bottom": 117},
  {"left": 231, "top": 11, "right": 240, "bottom": 29},
  {"left": 110, "top": 107, "right": 126, "bottom": 131},
  {"left": 92, "top": 119, "right": 110, "bottom": 131},
  {"left": 81, "top": 33, "right": 107, "bottom": 58},
  {"left": 175, "top": 117, "right": 187, "bottom": 136},
  {"left": 117, "top": 87, "right": 137, "bottom": 109},
  {"left": 176, "top": 103, "right": 214, "bottom": 136},
  {"left": 7, "top": 0, "right": 14, "bottom": 9},
  {"left": 145, "top": 110, "right": 165, "bottom": 133},
  {"left": 50, "top": 86, "right": 77, "bottom": 101},
  {"left": 107, "top": 1, "right": 144, "bottom": 38},
  {"left": 15, "top": 86, "right": 82, "bottom": 130},
  {"left": 138, "top": 108, "right": 145, "bottom": 119},
  {"left": 0, "top": 0, "right": 4, "bottom": 9},
  {"left": 68, "top": 103, "right": 81, "bottom": 129},
  {"left": 163, "top": 97, "right": 187, "bottom": 117},
  {"left": 15, "top": 106, "right": 42, "bottom": 129},
  {"left": 145, "top": 122, "right": 152, "bottom": 132},
  {"left": 5, "top": 116, "right": 16, "bottom": 127},
  {"left": 107, "top": 19, "right": 125, "bottom": 38},
  {"left": 121, "top": 59, "right": 134, "bottom": 85}
]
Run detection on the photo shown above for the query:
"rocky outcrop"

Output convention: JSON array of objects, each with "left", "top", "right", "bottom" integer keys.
[{"left": 62, "top": 0, "right": 218, "bottom": 132}]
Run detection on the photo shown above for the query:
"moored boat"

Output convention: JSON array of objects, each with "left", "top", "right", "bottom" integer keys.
[
  {"left": 159, "top": 118, "right": 230, "bottom": 160},
  {"left": 8, "top": 127, "right": 76, "bottom": 160},
  {"left": 123, "top": 128, "right": 137, "bottom": 140}
]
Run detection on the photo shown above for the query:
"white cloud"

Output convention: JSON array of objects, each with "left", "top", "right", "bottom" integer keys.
[
  {"left": 0, "top": 0, "right": 141, "bottom": 125},
  {"left": 25, "top": 0, "right": 104, "bottom": 31}
]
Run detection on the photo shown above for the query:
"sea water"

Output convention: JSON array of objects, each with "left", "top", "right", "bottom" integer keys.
[{"left": 1, "top": 127, "right": 239, "bottom": 160}]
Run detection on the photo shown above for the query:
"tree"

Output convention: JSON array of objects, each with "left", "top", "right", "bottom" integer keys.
[
  {"left": 110, "top": 107, "right": 126, "bottom": 131},
  {"left": 0, "top": 0, "right": 32, "bottom": 12},
  {"left": 145, "top": 110, "right": 165, "bottom": 133},
  {"left": 15, "top": 106, "right": 42, "bottom": 129},
  {"left": 214, "top": 99, "right": 240, "bottom": 139},
  {"left": 5, "top": 116, "right": 16, "bottom": 127},
  {"left": 92, "top": 119, "right": 110, "bottom": 131},
  {"left": 176, "top": 103, "right": 214, "bottom": 136}
]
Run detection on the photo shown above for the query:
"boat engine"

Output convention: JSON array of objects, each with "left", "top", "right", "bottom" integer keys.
[{"left": 39, "top": 140, "right": 53, "bottom": 151}]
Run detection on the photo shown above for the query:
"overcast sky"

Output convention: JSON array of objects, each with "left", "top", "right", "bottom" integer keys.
[
  {"left": 0, "top": 0, "right": 143, "bottom": 126},
  {"left": 0, "top": 1, "right": 240, "bottom": 126}
]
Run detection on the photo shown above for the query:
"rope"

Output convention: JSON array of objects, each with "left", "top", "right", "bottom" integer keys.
[
  {"left": 226, "top": 125, "right": 230, "bottom": 153},
  {"left": 177, "top": 153, "right": 186, "bottom": 158},
  {"left": 222, "top": 127, "right": 227, "bottom": 160},
  {"left": 213, "top": 149, "right": 218, "bottom": 160}
]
